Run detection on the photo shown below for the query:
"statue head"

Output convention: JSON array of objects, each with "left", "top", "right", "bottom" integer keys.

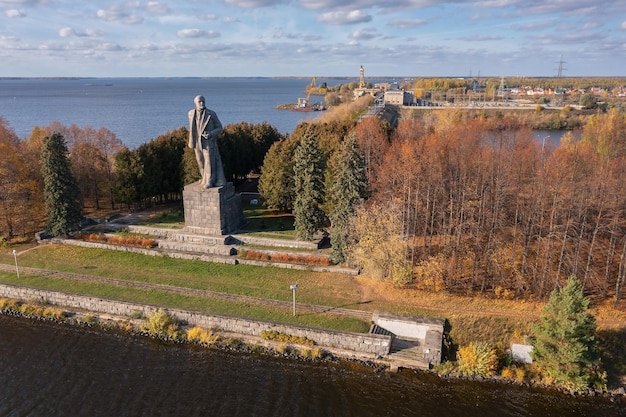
[{"left": 194, "top": 95, "right": 206, "bottom": 111}]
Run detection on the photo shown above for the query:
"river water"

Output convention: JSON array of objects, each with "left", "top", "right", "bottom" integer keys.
[
  {"left": 0, "top": 315, "right": 621, "bottom": 417},
  {"left": 0, "top": 77, "right": 328, "bottom": 147}
]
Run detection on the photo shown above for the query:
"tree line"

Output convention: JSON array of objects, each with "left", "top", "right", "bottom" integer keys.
[
  {"left": 259, "top": 109, "right": 626, "bottom": 303},
  {"left": 0, "top": 118, "right": 284, "bottom": 237}
]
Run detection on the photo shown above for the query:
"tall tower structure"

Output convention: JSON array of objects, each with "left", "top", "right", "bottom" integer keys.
[
  {"left": 497, "top": 76, "right": 506, "bottom": 100},
  {"left": 359, "top": 65, "right": 365, "bottom": 89},
  {"left": 554, "top": 55, "right": 566, "bottom": 105},
  {"left": 556, "top": 55, "right": 566, "bottom": 78}
]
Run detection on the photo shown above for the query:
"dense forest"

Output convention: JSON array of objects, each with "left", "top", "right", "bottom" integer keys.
[{"left": 260, "top": 108, "right": 626, "bottom": 304}]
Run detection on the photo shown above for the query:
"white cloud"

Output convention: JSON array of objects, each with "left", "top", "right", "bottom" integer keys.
[
  {"left": 177, "top": 29, "right": 220, "bottom": 39},
  {"left": 146, "top": 1, "right": 169, "bottom": 14},
  {"left": 225, "top": 0, "right": 286, "bottom": 7},
  {"left": 200, "top": 14, "right": 218, "bottom": 21},
  {"left": 621, "top": 21, "right": 626, "bottom": 30},
  {"left": 59, "top": 27, "right": 103, "bottom": 38},
  {"left": 5, "top": 9, "right": 26, "bottom": 18},
  {"left": 58, "top": 27, "right": 74, "bottom": 37},
  {"left": 317, "top": 10, "right": 372, "bottom": 25},
  {"left": 96, "top": 7, "right": 143, "bottom": 24},
  {"left": 96, "top": 8, "right": 125, "bottom": 22},
  {"left": 350, "top": 28, "right": 378, "bottom": 40},
  {"left": 458, "top": 35, "right": 502, "bottom": 41},
  {"left": 387, "top": 18, "right": 426, "bottom": 28}
]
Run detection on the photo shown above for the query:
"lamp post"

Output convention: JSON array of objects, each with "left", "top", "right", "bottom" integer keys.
[
  {"left": 290, "top": 284, "right": 298, "bottom": 316},
  {"left": 12, "top": 249, "right": 19, "bottom": 279}
]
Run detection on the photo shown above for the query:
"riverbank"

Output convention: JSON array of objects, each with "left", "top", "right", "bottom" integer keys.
[
  {"left": 0, "top": 291, "right": 391, "bottom": 369},
  {"left": 1, "top": 296, "right": 624, "bottom": 401},
  {"left": 2, "top": 242, "right": 626, "bottom": 392}
]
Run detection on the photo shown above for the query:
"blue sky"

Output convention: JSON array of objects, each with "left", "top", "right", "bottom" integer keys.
[{"left": 1, "top": 0, "right": 624, "bottom": 77}]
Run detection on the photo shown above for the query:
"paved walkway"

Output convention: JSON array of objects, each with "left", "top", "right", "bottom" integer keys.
[{"left": 0, "top": 264, "right": 372, "bottom": 322}]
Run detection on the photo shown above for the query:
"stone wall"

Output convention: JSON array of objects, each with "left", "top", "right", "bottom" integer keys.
[{"left": 0, "top": 284, "right": 390, "bottom": 357}]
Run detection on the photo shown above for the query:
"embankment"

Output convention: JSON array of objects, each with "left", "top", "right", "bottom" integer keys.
[{"left": 0, "top": 283, "right": 390, "bottom": 359}]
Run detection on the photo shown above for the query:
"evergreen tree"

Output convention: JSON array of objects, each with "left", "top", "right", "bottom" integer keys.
[
  {"left": 259, "top": 136, "right": 298, "bottom": 212},
  {"left": 531, "top": 276, "right": 605, "bottom": 392},
  {"left": 113, "top": 147, "right": 142, "bottom": 210},
  {"left": 40, "top": 133, "right": 82, "bottom": 236},
  {"left": 293, "top": 126, "right": 325, "bottom": 240},
  {"left": 328, "top": 132, "right": 368, "bottom": 264}
]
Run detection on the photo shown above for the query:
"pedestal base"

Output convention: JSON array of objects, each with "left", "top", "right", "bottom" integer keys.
[{"left": 183, "top": 182, "right": 245, "bottom": 235}]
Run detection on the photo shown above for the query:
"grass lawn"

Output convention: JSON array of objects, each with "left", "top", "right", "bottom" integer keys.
[
  {"left": 2, "top": 242, "right": 626, "bottom": 385},
  {"left": 0, "top": 270, "right": 369, "bottom": 333}
]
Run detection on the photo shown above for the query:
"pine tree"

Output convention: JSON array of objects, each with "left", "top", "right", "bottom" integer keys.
[
  {"left": 328, "top": 132, "right": 367, "bottom": 264},
  {"left": 531, "top": 276, "right": 605, "bottom": 392},
  {"left": 41, "top": 133, "right": 82, "bottom": 236},
  {"left": 293, "top": 126, "right": 325, "bottom": 240}
]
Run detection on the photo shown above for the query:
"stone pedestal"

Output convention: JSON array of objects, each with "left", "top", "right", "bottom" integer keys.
[{"left": 183, "top": 182, "right": 245, "bottom": 235}]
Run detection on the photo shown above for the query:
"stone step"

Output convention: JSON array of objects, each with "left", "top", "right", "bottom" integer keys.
[
  {"left": 157, "top": 240, "right": 236, "bottom": 256},
  {"left": 370, "top": 324, "right": 394, "bottom": 337},
  {"left": 173, "top": 232, "right": 228, "bottom": 245}
]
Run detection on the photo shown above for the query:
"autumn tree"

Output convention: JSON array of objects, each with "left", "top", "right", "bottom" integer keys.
[
  {"left": 293, "top": 126, "right": 325, "bottom": 240},
  {"left": 31, "top": 123, "right": 123, "bottom": 211},
  {"left": 352, "top": 116, "right": 389, "bottom": 189},
  {"left": 531, "top": 276, "right": 605, "bottom": 392},
  {"left": 41, "top": 133, "right": 82, "bottom": 236},
  {"left": 348, "top": 199, "right": 412, "bottom": 285},
  {"left": 327, "top": 132, "right": 368, "bottom": 264},
  {"left": 0, "top": 119, "right": 37, "bottom": 238}
]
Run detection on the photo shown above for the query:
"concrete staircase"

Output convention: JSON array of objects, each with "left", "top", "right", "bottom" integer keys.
[
  {"left": 157, "top": 231, "right": 237, "bottom": 256},
  {"left": 370, "top": 323, "right": 430, "bottom": 370}
]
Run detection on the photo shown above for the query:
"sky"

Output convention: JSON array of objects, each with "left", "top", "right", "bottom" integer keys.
[{"left": 0, "top": 0, "right": 625, "bottom": 78}]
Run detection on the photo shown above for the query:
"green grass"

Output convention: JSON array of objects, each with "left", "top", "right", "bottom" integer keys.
[
  {"left": 238, "top": 206, "right": 298, "bottom": 238},
  {"left": 0, "top": 243, "right": 372, "bottom": 333},
  {"left": 0, "top": 271, "right": 369, "bottom": 333},
  {"left": 8, "top": 245, "right": 362, "bottom": 307}
]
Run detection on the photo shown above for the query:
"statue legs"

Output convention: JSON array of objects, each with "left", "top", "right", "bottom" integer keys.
[{"left": 194, "top": 142, "right": 225, "bottom": 189}]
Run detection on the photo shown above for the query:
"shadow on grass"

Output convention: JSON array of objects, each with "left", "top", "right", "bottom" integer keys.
[{"left": 597, "top": 327, "right": 626, "bottom": 388}]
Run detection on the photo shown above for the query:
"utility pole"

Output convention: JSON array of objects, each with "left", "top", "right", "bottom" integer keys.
[
  {"left": 290, "top": 284, "right": 298, "bottom": 316},
  {"left": 12, "top": 249, "right": 19, "bottom": 279}
]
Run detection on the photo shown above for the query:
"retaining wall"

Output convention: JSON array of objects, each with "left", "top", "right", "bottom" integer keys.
[{"left": 0, "top": 284, "right": 390, "bottom": 357}]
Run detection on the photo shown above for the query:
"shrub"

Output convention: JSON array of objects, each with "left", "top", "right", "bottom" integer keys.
[
  {"left": 0, "top": 298, "right": 20, "bottom": 310},
  {"left": 75, "top": 232, "right": 156, "bottom": 248},
  {"left": 276, "top": 343, "right": 293, "bottom": 355},
  {"left": 494, "top": 286, "right": 514, "bottom": 300},
  {"left": 457, "top": 342, "right": 499, "bottom": 377},
  {"left": 117, "top": 320, "right": 134, "bottom": 332},
  {"left": 501, "top": 365, "right": 526, "bottom": 381},
  {"left": 187, "top": 326, "right": 219, "bottom": 346},
  {"left": 238, "top": 250, "right": 330, "bottom": 266},
  {"left": 299, "top": 346, "right": 325, "bottom": 359},
  {"left": 42, "top": 306, "right": 66, "bottom": 319},
  {"left": 260, "top": 330, "right": 315, "bottom": 346},
  {"left": 80, "top": 315, "right": 99, "bottom": 324},
  {"left": 501, "top": 367, "right": 515, "bottom": 379},
  {"left": 143, "top": 309, "right": 181, "bottom": 339}
]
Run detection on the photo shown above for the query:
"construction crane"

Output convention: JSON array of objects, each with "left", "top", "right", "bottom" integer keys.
[{"left": 297, "top": 77, "right": 317, "bottom": 108}]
